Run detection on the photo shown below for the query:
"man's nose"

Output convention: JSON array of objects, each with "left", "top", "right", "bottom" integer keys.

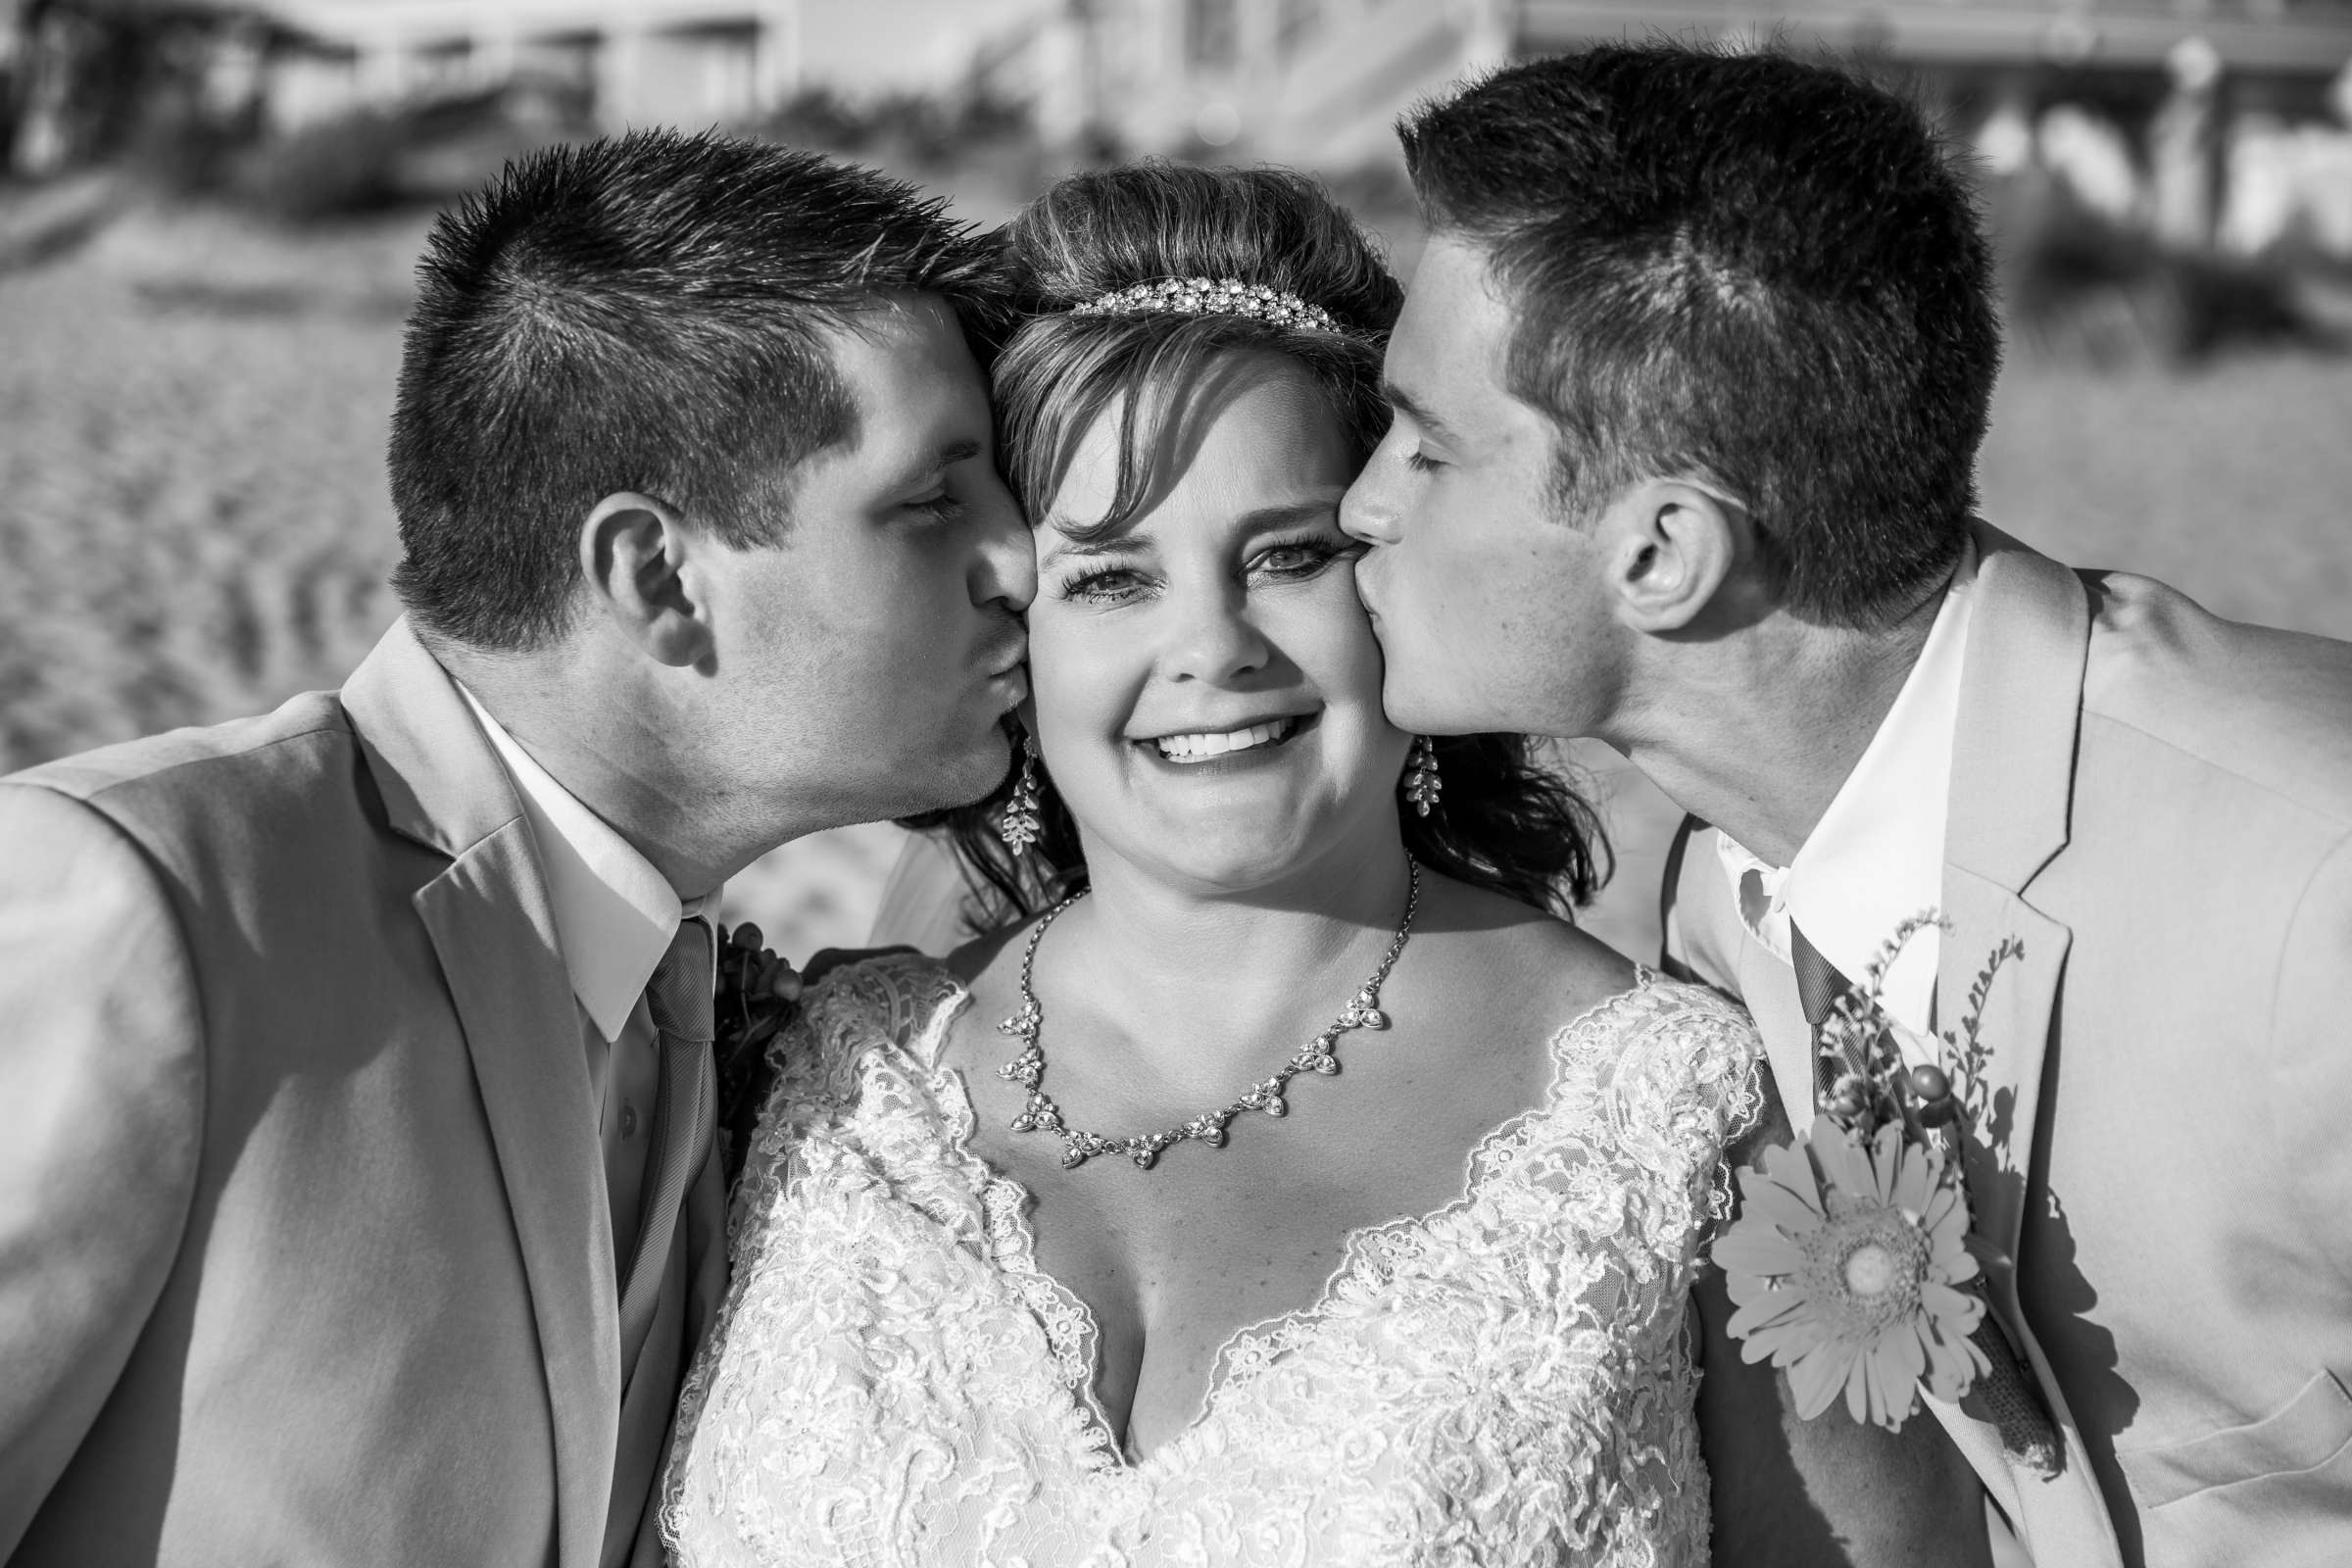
[
  {"left": 972, "top": 485, "right": 1038, "bottom": 612},
  {"left": 1340, "top": 458, "right": 1399, "bottom": 546}
]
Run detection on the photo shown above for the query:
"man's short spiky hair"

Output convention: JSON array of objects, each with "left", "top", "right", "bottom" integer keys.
[
  {"left": 1401, "top": 46, "right": 2001, "bottom": 627},
  {"left": 389, "top": 128, "right": 1007, "bottom": 650}
]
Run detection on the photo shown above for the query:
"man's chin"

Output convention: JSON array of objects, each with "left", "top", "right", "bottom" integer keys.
[
  {"left": 1381, "top": 675, "right": 1482, "bottom": 739},
  {"left": 892, "top": 729, "right": 1018, "bottom": 819}
]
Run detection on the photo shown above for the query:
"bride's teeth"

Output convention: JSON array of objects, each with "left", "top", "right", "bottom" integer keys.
[{"left": 1153, "top": 719, "right": 1294, "bottom": 762}]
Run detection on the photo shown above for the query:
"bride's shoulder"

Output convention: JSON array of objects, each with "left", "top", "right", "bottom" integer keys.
[
  {"left": 1417, "top": 875, "right": 1635, "bottom": 1017},
  {"left": 1423, "top": 873, "right": 1751, "bottom": 1025}
]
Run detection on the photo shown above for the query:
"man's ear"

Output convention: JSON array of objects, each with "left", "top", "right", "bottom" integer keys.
[
  {"left": 578, "top": 491, "right": 713, "bottom": 667},
  {"left": 1600, "top": 478, "right": 1747, "bottom": 635}
]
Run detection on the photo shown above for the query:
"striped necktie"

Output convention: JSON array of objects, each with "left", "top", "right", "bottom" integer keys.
[
  {"left": 616, "top": 916, "right": 716, "bottom": 1382},
  {"left": 1788, "top": 919, "right": 1869, "bottom": 1096}
]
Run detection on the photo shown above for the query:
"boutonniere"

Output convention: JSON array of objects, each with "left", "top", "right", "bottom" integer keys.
[
  {"left": 1711, "top": 914, "right": 1995, "bottom": 1431},
  {"left": 712, "top": 922, "right": 802, "bottom": 1191}
]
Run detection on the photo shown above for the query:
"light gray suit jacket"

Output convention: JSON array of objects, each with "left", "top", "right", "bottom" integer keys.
[
  {"left": 1665, "top": 527, "right": 2352, "bottom": 1568},
  {"left": 0, "top": 619, "right": 726, "bottom": 1568}
]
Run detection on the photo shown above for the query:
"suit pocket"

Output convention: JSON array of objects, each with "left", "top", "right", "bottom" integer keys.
[{"left": 2116, "top": 1369, "right": 2352, "bottom": 1510}]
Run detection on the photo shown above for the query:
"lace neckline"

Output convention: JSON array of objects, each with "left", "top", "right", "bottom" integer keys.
[{"left": 893, "top": 959, "right": 1659, "bottom": 1477}]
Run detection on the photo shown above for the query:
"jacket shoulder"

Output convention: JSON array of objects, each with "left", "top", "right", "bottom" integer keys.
[
  {"left": 5, "top": 689, "right": 353, "bottom": 801},
  {"left": 0, "top": 690, "right": 380, "bottom": 886},
  {"left": 2080, "top": 571, "right": 2352, "bottom": 827}
]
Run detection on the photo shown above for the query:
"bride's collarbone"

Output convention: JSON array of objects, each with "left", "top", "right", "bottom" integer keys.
[{"left": 936, "top": 923, "right": 1629, "bottom": 1461}]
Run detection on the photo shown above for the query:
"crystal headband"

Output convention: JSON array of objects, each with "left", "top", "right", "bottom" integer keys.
[{"left": 1070, "top": 276, "right": 1345, "bottom": 335}]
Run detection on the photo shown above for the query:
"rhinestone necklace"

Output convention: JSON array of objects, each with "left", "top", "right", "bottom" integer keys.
[{"left": 995, "top": 858, "right": 1421, "bottom": 1171}]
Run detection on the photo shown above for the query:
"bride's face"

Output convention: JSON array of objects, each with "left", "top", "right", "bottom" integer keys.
[{"left": 1026, "top": 355, "right": 1411, "bottom": 895}]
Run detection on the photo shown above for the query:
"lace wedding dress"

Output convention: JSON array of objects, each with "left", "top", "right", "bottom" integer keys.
[{"left": 663, "top": 954, "right": 1763, "bottom": 1567}]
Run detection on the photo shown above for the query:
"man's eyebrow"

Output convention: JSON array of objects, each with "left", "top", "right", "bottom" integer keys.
[
  {"left": 889, "top": 438, "right": 984, "bottom": 492},
  {"left": 1380, "top": 378, "right": 1455, "bottom": 440}
]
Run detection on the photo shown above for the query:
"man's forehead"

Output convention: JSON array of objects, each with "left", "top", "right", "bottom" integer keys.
[
  {"left": 828, "top": 293, "right": 970, "bottom": 376},
  {"left": 1392, "top": 236, "right": 1516, "bottom": 412}
]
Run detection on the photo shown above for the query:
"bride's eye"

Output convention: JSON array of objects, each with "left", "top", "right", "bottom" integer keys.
[{"left": 1058, "top": 566, "right": 1152, "bottom": 606}]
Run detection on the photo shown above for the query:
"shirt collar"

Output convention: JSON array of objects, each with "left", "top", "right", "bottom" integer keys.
[
  {"left": 1716, "top": 538, "right": 1978, "bottom": 1031},
  {"left": 458, "top": 684, "right": 690, "bottom": 1042}
]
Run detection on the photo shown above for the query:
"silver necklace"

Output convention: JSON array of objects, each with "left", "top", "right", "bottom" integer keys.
[{"left": 995, "top": 858, "right": 1421, "bottom": 1171}]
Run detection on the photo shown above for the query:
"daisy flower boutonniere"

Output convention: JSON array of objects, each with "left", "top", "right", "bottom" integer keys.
[{"left": 1709, "top": 913, "right": 1995, "bottom": 1431}]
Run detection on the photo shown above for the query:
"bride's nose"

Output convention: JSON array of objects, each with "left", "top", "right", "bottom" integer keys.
[{"left": 1160, "top": 580, "right": 1271, "bottom": 685}]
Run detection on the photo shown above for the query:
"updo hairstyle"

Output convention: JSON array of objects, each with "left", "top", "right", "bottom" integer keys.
[{"left": 912, "top": 163, "right": 1610, "bottom": 930}]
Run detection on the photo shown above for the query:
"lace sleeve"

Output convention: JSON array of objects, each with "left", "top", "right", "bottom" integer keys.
[
  {"left": 724, "top": 953, "right": 962, "bottom": 1239},
  {"left": 666, "top": 953, "right": 966, "bottom": 1563},
  {"left": 1648, "top": 979, "right": 1770, "bottom": 1234}
]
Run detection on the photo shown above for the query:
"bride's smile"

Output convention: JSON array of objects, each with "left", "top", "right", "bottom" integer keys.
[{"left": 1139, "top": 710, "right": 1311, "bottom": 765}]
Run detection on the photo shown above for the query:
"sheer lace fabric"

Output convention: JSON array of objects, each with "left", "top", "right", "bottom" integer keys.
[{"left": 664, "top": 954, "right": 1762, "bottom": 1567}]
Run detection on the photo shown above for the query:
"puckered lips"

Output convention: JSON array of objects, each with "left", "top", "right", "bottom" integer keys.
[
  {"left": 980, "top": 634, "right": 1030, "bottom": 710},
  {"left": 1131, "top": 710, "right": 1318, "bottom": 770}
]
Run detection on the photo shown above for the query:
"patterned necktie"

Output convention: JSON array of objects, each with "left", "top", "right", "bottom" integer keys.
[
  {"left": 1788, "top": 920, "right": 1869, "bottom": 1096},
  {"left": 616, "top": 916, "right": 717, "bottom": 1382}
]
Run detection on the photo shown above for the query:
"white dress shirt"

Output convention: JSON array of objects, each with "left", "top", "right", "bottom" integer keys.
[
  {"left": 459, "top": 684, "right": 710, "bottom": 1261},
  {"left": 1715, "top": 542, "right": 1977, "bottom": 1045}
]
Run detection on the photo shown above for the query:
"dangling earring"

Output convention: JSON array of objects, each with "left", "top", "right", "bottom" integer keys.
[
  {"left": 998, "top": 734, "right": 1044, "bottom": 853},
  {"left": 1402, "top": 735, "right": 1442, "bottom": 817}
]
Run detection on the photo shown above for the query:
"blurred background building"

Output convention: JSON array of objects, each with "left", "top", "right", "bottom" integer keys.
[{"left": 4, "top": 0, "right": 2351, "bottom": 957}]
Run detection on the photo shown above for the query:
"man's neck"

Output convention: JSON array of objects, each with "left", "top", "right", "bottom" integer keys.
[
  {"left": 443, "top": 648, "right": 751, "bottom": 901},
  {"left": 1608, "top": 589, "right": 1947, "bottom": 869}
]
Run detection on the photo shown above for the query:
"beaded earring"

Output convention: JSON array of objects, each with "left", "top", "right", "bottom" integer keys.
[
  {"left": 1402, "top": 735, "right": 1442, "bottom": 816},
  {"left": 998, "top": 735, "right": 1044, "bottom": 853}
]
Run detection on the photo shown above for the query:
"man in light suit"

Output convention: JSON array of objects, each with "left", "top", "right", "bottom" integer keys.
[
  {"left": 0, "top": 131, "right": 1034, "bottom": 1566},
  {"left": 1342, "top": 47, "right": 2352, "bottom": 1568}
]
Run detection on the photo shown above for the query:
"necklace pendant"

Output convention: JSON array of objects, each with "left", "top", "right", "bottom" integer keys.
[
  {"left": 1131, "top": 1145, "right": 1158, "bottom": 1170},
  {"left": 1307, "top": 1052, "right": 1341, "bottom": 1075},
  {"left": 1262, "top": 1092, "right": 1288, "bottom": 1117},
  {"left": 1059, "top": 1138, "right": 1091, "bottom": 1170}
]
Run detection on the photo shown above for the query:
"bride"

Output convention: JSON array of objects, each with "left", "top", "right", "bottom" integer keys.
[{"left": 663, "top": 166, "right": 1984, "bottom": 1565}]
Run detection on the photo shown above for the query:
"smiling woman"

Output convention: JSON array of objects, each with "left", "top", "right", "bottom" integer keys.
[
  {"left": 912, "top": 165, "right": 1606, "bottom": 928},
  {"left": 662, "top": 164, "right": 1984, "bottom": 1568}
]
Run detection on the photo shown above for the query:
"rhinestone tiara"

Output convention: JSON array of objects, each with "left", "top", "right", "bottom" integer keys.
[{"left": 1069, "top": 275, "right": 1345, "bottom": 335}]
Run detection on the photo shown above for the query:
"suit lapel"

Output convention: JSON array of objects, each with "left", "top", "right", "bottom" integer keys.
[
  {"left": 1937, "top": 526, "right": 2090, "bottom": 1284},
  {"left": 1936, "top": 871, "right": 2070, "bottom": 1287},
  {"left": 1935, "top": 531, "right": 2124, "bottom": 1566},
  {"left": 345, "top": 620, "right": 620, "bottom": 1568}
]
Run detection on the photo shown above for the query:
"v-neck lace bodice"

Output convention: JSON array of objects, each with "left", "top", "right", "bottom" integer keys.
[{"left": 663, "top": 953, "right": 1763, "bottom": 1567}]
